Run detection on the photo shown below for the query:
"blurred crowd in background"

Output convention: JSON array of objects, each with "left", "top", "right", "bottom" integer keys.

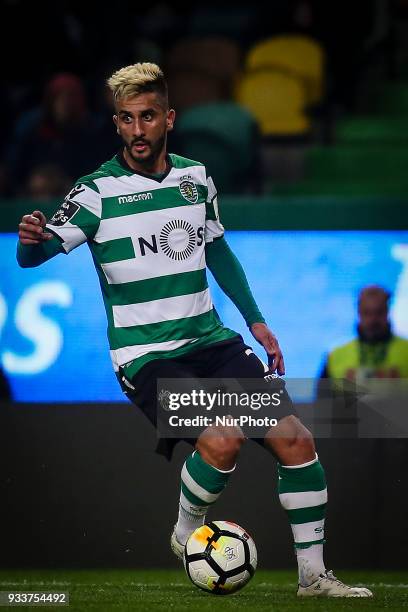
[{"left": 1, "top": 0, "right": 408, "bottom": 199}]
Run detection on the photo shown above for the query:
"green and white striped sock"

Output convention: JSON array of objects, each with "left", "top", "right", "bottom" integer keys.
[
  {"left": 175, "top": 450, "right": 235, "bottom": 545},
  {"left": 278, "top": 453, "right": 327, "bottom": 586}
]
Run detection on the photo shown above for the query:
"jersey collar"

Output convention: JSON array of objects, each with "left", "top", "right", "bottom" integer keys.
[{"left": 116, "top": 150, "right": 173, "bottom": 183}]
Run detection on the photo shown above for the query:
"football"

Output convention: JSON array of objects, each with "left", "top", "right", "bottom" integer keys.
[{"left": 183, "top": 520, "right": 257, "bottom": 595}]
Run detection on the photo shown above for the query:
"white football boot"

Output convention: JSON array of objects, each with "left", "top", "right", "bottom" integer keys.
[
  {"left": 297, "top": 570, "right": 373, "bottom": 598},
  {"left": 170, "top": 526, "right": 185, "bottom": 561}
]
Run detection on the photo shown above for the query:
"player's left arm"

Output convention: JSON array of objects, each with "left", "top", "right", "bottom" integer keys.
[
  {"left": 204, "top": 177, "right": 285, "bottom": 374},
  {"left": 205, "top": 237, "right": 285, "bottom": 374}
]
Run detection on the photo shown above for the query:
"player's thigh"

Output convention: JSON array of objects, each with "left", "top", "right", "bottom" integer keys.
[
  {"left": 124, "top": 359, "right": 195, "bottom": 427},
  {"left": 210, "top": 345, "right": 270, "bottom": 379},
  {"left": 124, "top": 360, "right": 242, "bottom": 453},
  {"left": 212, "top": 347, "right": 297, "bottom": 443}
]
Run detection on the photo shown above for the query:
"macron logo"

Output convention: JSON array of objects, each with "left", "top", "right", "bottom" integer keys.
[{"left": 118, "top": 192, "right": 153, "bottom": 204}]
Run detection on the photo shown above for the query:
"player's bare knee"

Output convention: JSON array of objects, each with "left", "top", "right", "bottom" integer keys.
[
  {"left": 196, "top": 427, "right": 245, "bottom": 469},
  {"left": 264, "top": 416, "right": 315, "bottom": 461},
  {"left": 219, "top": 430, "right": 246, "bottom": 458},
  {"left": 265, "top": 415, "right": 298, "bottom": 446},
  {"left": 292, "top": 429, "right": 315, "bottom": 455},
  {"left": 198, "top": 432, "right": 244, "bottom": 461},
  {"left": 284, "top": 428, "right": 315, "bottom": 463}
]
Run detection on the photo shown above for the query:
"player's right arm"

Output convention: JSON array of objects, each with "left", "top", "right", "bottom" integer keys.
[
  {"left": 17, "top": 210, "right": 65, "bottom": 267},
  {"left": 17, "top": 180, "right": 102, "bottom": 268}
]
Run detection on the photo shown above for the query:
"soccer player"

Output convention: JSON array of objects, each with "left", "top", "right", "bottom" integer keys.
[{"left": 17, "top": 63, "right": 372, "bottom": 598}]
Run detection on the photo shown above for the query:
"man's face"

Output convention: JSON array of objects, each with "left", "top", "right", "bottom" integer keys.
[
  {"left": 113, "top": 92, "right": 175, "bottom": 168},
  {"left": 358, "top": 295, "right": 389, "bottom": 341}
]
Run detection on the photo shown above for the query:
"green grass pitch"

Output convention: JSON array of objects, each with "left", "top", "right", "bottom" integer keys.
[{"left": 0, "top": 569, "right": 406, "bottom": 611}]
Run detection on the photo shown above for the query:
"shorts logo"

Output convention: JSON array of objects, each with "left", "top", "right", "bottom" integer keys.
[
  {"left": 158, "top": 389, "right": 172, "bottom": 411},
  {"left": 264, "top": 373, "right": 280, "bottom": 382},
  {"left": 49, "top": 200, "right": 80, "bottom": 226},
  {"left": 179, "top": 177, "right": 198, "bottom": 204}
]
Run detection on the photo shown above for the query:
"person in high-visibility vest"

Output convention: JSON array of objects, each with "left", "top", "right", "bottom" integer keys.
[{"left": 321, "top": 285, "right": 408, "bottom": 382}]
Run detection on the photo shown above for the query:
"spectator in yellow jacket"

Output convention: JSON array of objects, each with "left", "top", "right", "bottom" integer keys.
[{"left": 321, "top": 285, "right": 408, "bottom": 382}]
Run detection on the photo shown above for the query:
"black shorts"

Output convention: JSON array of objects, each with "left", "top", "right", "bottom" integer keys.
[{"left": 119, "top": 336, "right": 296, "bottom": 460}]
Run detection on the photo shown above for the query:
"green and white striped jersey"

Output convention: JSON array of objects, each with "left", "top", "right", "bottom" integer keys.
[{"left": 46, "top": 152, "right": 237, "bottom": 378}]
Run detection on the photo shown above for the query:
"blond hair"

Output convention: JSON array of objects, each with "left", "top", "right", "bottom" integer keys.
[{"left": 107, "top": 63, "right": 168, "bottom": 105}]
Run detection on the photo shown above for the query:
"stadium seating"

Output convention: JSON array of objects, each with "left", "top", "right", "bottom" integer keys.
[
  {"left": 371, "top": 80, "right": 408, "bottom": 114},
  {"left": 235, "top": 70, "right": 310, "bottom": 137},
  {"left": 166, "top": 37, "right": 240, "bottom": 112},
  {"left": 233, "top": 34, "right": 326, "bottom": 189},
  {"left": 245, "top": 35, "right": 325, "bottom": 105},
  {"left": 175, "top": 102, "right": 258, "bottom": 193},
  {"left": 335, "top": 116, "right": 408, "bottom": 145},
  {"left": 166, "top": 37, "right": 242, "bottom": 113},
  {"left": 272, "top": 145, "right": 408, "bottom": 196},
  {"left": 167, "top": 71, "right": 224, "bottom": 114},
  {"left": 306, "top": 146, "right": 408, "bottom": 181},
  {"left": 166, "top": 37, "right": 241, "bottom": 96}
]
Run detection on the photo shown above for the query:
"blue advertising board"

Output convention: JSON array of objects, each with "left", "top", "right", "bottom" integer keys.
[{"left": 2, "top": 231, "right": 407, "bottom": 402}]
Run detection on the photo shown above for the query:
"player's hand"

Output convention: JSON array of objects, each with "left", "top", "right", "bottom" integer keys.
[
  {"left": 250, "top": 322, "right": 285, "bottom": 375},
  {"left": 18, "top": 210, "right": 53, "bottom": 245}
]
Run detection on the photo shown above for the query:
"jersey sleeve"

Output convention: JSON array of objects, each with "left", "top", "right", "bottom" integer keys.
[
  {"left": 204, "top": 176, "right": 225, "bottom": 243},
  {"left": 45, "top": 180, "right": 102, "bottom": 253}
]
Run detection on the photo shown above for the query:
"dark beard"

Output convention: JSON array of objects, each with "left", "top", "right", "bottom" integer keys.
[
  {"left": 357, "top": 322, "right": 392, "bottom": 343},
  {"left": 125, "top": 133, "right": 166, "bottom": 168}
]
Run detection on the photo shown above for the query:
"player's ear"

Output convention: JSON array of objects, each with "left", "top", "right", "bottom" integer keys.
[
  {"left": 113, "top": 115, "right": 120, "bottom": 134},
  {"left": 167, "top": 109, "right": 175, "bottom": 132}
]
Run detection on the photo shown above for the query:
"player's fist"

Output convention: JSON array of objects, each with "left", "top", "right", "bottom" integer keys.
[{"left": 18, "top": 210, "right": 53, "bottom": 245}]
